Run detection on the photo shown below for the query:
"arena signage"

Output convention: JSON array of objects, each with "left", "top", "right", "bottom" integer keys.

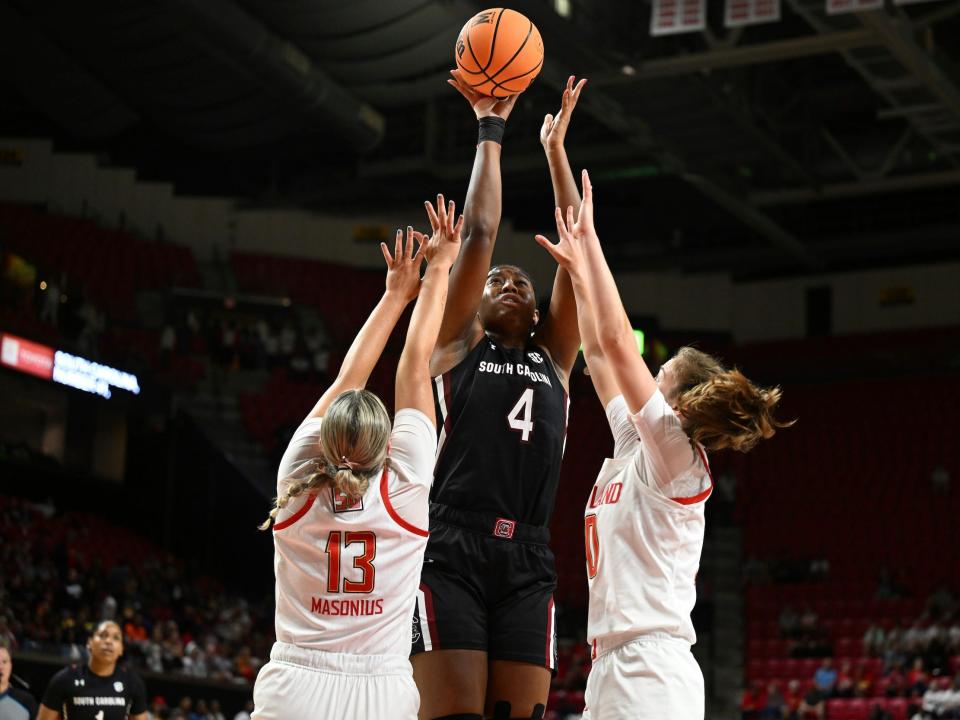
[{"left": 1, "top": 332, "right": 140, "bottom": 399}]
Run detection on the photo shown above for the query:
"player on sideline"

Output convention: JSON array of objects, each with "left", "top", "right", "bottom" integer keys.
[
  {"left": 535, "top": 169, "right": 790, "bottom": 719},
  {"left": 37, "top": 620, "right": 148, "bottom": 720},
  {"left": 410, "top": 73, "right": 582, "bottom": 720},
  {"left": 252, "top": 197, "right": 463, "bottom": 720}
]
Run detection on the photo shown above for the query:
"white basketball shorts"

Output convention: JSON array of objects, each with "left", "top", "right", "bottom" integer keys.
[
  {"left": 581, "top": 635, "right": 704, "bottom": 720},
  {"left": 251, "top": 641, "right": 419, "bottom": 720}
]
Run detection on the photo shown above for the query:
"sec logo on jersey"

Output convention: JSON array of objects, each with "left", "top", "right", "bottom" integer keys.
[
  {"left": 114, "top": 681, "right": 124, "bottom": 692},
  {"left": 527, "top": 352, "right": 543, "bottom": 364}
]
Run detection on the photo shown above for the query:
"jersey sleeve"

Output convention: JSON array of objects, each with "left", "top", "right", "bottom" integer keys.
[
  {"left": 128, "top": 672, "right": 148, "bottom": 715},
  {"left": 630, "top": 390, "right": 710, "bottom": 500},
  {"left": 40, "top": 667, "right": 71, "bottom": 714},
  {"left": 384, "top": 408, "right": 437, "bottom": 532},
  {"left": 276, "top": 417, "right": 324, "bottom": 495},
  {"left": 605, "top": 395, "right": 640, "bottom": 460}
]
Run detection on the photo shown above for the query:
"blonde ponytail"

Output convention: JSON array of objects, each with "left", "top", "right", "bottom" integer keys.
[{"left": 260, "top": 389, "right": 392, "bottom": 530}]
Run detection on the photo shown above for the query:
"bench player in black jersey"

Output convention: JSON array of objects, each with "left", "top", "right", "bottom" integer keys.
[
  {"left": 409, "top": 73, "right": 585, "bottom": 720},
  {"left": 38, "top": 621, "right": 147, "bottom": 720}
]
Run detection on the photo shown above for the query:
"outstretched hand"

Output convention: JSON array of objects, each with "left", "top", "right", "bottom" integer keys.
[
  {"left": 382, "top": 226, "right": 426, "bottom": 303},
  {"left": 448, "top": 69, "right": 519, "bottom": 121},
  {"left": 423, "top": 194, "right": 464, "bottom": 268},
  {"left": 535, "top": 169, "right": 597, "bottom": 270},
  {"left": 540, "top": 75, "right": 587, "bottom": 151}
]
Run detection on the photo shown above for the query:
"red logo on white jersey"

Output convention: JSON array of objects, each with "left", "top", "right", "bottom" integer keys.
[
  {"left": 332, "top": 490, "right": 363, "bottom": 513},
  {"left": 588, "top": 482, "right": 623, "bottom": 509},
  {"left": 493, "top": 518, "right": 516, "bottom": 539}
]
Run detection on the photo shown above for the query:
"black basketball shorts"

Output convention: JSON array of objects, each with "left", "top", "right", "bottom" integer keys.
[{"left": 411, "top": 503, "right": 558, "bottom": 673}]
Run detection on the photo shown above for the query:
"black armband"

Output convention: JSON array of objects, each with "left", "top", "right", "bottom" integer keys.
[{"left": 478, "top": 116, "right": 506, "bottom": 145}]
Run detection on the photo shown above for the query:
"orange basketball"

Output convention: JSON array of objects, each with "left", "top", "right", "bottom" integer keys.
[{"left": 455, "top": 8, "right": 544, "bottom": 99}]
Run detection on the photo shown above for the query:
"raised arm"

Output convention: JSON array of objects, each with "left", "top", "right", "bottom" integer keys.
[
  {"left": 432, "top": 71, "right": 518, "bottom": 368},
  {"left": 571, "top": 171, "right": 658, "bottom": 415},
  {"left": 396, "top": 196, "right": 463, "bottom": 419},
  {"left": 535, "top": 207, "right": 619, "bottom": 408},
  {"left": 534, "top": 76, "right": 589, "bottom": 386},
  {"left": 305, "top": 228, "right": 424, "bottom": 420}
]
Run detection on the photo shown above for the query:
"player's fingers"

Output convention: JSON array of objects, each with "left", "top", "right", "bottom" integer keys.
[
  {"left": 572, "top": 78, "right": 587, "bottom": 103},
  {"left": 424, "top": 200, "right": 440, "bottom": 230},
  {"left": 453, "top": 214, "right": 465, "bottom": 237},
  {"left": 446, "top": 200, "right": 455, "bottom": 232},
  {"left": 582, "top": 169, "right": 593, "bottom": 208},
  {"left": 436, "top": 193, "right": 447, "bottom": 227},
  {"left": 380, "top": 242, "right": 393, "bottom": 267},
  {"left": 566, "top": 205, "right": 576, "bottom": 233},
  {"left": 406, "top": 226, "right": 417, "bottom": 259},
  {"left": 394, "top": 228, "right": 402, "bottom": 263},
  {"left": 534, "top": 234, "right": 564, "bottom": 263},
  {"left": 553, "top": 206, "right": 568, "bottom": 238}
]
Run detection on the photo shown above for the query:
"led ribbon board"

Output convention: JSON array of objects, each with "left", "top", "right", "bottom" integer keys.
[{"left": 1, "top": 332, "right": 140, "bottom": 399}]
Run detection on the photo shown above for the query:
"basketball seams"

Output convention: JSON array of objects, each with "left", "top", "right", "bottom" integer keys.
[
  {"left": 484, "top": 19, "right": 533, "bottom": 84},
  {"left": 481, "top": 8, "right": 507, "bottom": 73}
]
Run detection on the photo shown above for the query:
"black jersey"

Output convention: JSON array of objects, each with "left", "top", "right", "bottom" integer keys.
[
  {"left": 431, "top": 336, "right": 569, "bottom": 526},
  {"left": 41, "top": 664, "right": 147, "bottom": 719}
]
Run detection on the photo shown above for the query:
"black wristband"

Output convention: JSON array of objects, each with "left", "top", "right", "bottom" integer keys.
[{"left": 478, "top": 116, "right": 506, "bottom": 145}]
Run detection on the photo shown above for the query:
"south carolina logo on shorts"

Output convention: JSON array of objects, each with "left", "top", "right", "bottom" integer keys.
[
  {"left": 332, "top": 490, "right": 363, "bottom": 513},
  {"left": 114, "top": 681, "right": 124, "bottom": 692},
  {"left": 527, "top": 352, "right": 543, "bottom": 364},
  {"left": 493, "top": 518, "right": 516, "bottom": 539}
]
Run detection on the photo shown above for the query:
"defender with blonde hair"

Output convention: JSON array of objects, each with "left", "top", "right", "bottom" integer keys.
[
  {"left": 536, "top": 168, "right": 791, "bottom": 720},
  {"left": 252, "top": 196, "right": 463, "bottom": 720}
]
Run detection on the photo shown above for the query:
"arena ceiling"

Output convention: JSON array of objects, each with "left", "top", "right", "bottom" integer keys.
[{"left": 1, "top": 0, "right": 959, "bottom": 277}]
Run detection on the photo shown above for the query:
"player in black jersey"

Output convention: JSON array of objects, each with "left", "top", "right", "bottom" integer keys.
[
  {"left": 410, "top": 73, "right": 585, "bottom": 720},
  {"left": 38, "top": 621, "right": 147, "bottom": 720}
]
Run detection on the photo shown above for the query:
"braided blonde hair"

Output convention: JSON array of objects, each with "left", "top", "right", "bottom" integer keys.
[{"left": 260, "top": 389, "right": 391, "bottom": 530}]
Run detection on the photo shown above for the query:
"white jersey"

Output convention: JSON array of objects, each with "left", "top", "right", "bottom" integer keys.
[
  {"left": 585, "top": 392, "right": 712, "bottom": 656},
  {"left": 271, "top": 408, "right": 435, "bottom": 658}
]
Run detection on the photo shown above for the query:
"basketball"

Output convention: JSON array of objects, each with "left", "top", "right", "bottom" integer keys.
[{"left": 455, "top": 8, "right": 544, "bottom": 99}]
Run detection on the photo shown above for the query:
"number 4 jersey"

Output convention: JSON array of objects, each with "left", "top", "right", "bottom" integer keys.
[
  {"left": 271, "top": 408, "right": 435, "bottom": 657},
  {"left": 431, "top": 338, "right": 569, "bottom": 527}
]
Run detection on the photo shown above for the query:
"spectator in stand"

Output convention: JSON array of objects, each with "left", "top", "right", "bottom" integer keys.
[
  {"left": 147, "top": 696, "right": 167, "bottom": 720},
  {"left": 208, "top": 700, "right": 225, "bottom": 720},
  {"left": 883, "top": 663, "right": 905, "bottom": 697},
  {"left": 834, "top": 659, "right": 855, "bottom": 698},
  {"left": 813, "top": 658, "right": 837, "bottom": 695},
  {"left": 800, "top": 606, "right": 819, "bottom": 637},
  {"left": 866, "top": 702, "right": 891, "bottom": 720},
  {"left": 779, "top": 606, "right": 800, "bottom": 639},
  {"left": 854, "top": 661, "right": 875, "bottom": 698},
  {"left": 921, "top": 676, "right": 954, "bottom": 717},
  {"left": 797, "top": 686, "right": 825, "bottom": 720},
  {"left": 948, "top": 623, "right": 960, "bottom": 654},
  {"left": 884, "top": 622, "right": 909, "bottom": 670},
  {"left": 864, "top": 622, "right": 886, "bottom": 657},
  {"left": 741, "top": 680, "right": 766, "bottom": 720},
  {"left": 232, "top": 701, "right": 253, "bottom": 720},
  {"left": 907, "top": 657, "right": 929, "bottom": 694},
  {"left": 0, "top": 646, "right": 38, "bottom": 720},
  {"left": 39, "top": 277, "right": 60, "bottom": 327},
  {"left": 784, "top": 679, "right": 802, "bottom": 719},
  {"left": 760, "top": 681, "right": 787, "bottom": 719}
]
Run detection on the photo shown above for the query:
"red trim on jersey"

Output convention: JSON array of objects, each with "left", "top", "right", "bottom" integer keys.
[
  {"left": 379, "top": 466, "right": 429, "bottom": 537},
  {"left": 272, "top": 494, "right": 317, "bottom": 530},
  {"left": 591, "top": 638, "right": 597, "bottom": 661},
  {"left": 545, "top": 595, "right": 556, "bottom": 668},
  {"left": 670, "top": 445, "right": 714, "bottom": 505},
  {"left": 420, "top": 581, "right": 440, "bottom": 649}
]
